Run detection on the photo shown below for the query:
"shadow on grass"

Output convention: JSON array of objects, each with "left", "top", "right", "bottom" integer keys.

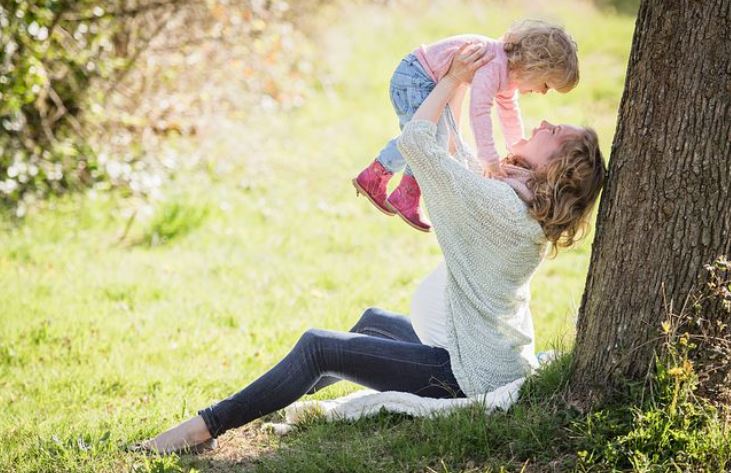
[{"left": 177, "top": 423, "right": 282, "bottom": 473}]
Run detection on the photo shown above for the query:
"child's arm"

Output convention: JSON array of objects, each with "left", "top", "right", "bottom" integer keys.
[
  {"left": 469, "top": 66, "right": 507, "bottom": 177},
  {"left": 495, "top": 91, "right": 524, "bottom": 152}
]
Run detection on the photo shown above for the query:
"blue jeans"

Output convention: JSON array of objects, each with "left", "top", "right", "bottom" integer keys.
[
  {"left": 198, "top": 307, "right": 465, "bottom": 437},
  {"left": 376, "top": 54, "right": 451, "bottom": 176}
]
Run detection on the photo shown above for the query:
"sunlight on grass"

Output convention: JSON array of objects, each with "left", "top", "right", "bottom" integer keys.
[{"left": 140, "top": 199, "right": 211, "bottom": 247}]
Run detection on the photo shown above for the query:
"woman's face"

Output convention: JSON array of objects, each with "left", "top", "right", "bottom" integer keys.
[{"left": 511, "top": 121, "right": 582, "bottom": 170}]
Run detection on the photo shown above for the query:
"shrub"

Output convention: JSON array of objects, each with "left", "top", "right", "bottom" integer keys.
[
  {"left": 1, "top": 0, "right": 324, "bottom": 216},
  {"left": 0, "top": 1, "right": 187, "bottom": 214}
]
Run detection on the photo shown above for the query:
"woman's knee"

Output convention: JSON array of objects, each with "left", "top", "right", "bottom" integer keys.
[
  {"left": 296, "top": 328, "right": 346, "bottom": 357},
  {"left": 294, "top": 328, "right": 343, "bottom": 373},
  {"left": 351, "top": 307, "right": 383, "bottom": 331},
  {"left": 297, "top": 328, "right": 327, "bottom": 348}
]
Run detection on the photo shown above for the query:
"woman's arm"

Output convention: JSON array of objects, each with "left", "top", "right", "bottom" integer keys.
[
  {"left": 449, "top": 84, "right": 467, "bottom": 128},
  {"left": 396, "top": 42, "right": 495, "bottom": 181},
  {"left": 447, "top": 84, "right": 467, "bottom": 154},
  {"left": 411, "top": 75, "right": 462, "bottom": 124},
  {"left": 397, "top": 43, "right": 494, "bottom": 175}
]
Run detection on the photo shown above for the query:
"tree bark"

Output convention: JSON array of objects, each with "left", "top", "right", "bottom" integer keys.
[{"left": 569, "top": 0, "right": 731, "bottom": 405}]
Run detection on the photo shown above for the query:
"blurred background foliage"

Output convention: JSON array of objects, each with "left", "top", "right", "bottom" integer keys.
[{"left": 0, "top": 0, "right": 333, "bottom": 216}]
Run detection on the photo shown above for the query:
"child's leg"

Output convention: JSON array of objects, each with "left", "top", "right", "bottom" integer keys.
[
  {"left": 375, "top": 55, "right": 439, "bottom": 174},
  {"left": 374, "top": 137, "right": 404, "bottom": 175},
  {"left": 354, "top": 55, "right": 436, "bottom": 216},
  {"left": 358, "top": 54, "right": 443, "bottom": 226},
  {"left": 384, "top": 83, "right": 456, "bottom": 232},
  {"left": 387, "top": 57, "right": 452, "bottom": 176},
  {"left": 306, "top": 307, "right": 421, "bottom": 394},
  {"left": 197, "top": 327, "right": 464, "bottom": 438}
]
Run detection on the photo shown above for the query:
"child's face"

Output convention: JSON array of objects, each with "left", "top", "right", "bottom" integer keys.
[
  {"left": 512, "top": 120, "right": 582, "bottom": 169},
  {"left": 515, "top": 75, "right": 552, "bottom": 95}
]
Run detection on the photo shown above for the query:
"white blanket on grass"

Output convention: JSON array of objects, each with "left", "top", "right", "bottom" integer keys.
[
  {"left": 262, "top": 377, "right": 525, "bottom": 435},
  {"left": 262, "top": 352, "right": 557, "bottom": 435}
]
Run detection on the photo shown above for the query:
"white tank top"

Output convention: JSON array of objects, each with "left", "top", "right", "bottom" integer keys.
[{"left": 410, "top": 261, "right": 449, "bottom": 348}]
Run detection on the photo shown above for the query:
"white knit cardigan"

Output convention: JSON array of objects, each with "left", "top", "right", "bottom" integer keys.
[{"left": 397, "top": 120, "right": 547, "bottom": 397}]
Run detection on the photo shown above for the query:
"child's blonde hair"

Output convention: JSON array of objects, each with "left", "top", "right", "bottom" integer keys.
[
  {"left": 520, "top": 128, "right": 606, "bottom": 256},
  {"left": 503, "top": 19, "right": 579, "bottom": 93}
]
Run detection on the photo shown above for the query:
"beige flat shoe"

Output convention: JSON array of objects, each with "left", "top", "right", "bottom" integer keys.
[{"left": 127, "top": 437, "right": 218, "bottom": 455}]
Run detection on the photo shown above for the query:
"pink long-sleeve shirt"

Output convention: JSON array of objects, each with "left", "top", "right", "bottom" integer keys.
[{"left": 413, "top": 35, "right": 524, "bottom": 165}]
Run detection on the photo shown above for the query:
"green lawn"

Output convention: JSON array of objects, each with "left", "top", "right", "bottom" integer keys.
[{"left": 0, "top": 1, "right": 635, "bottom": 471}]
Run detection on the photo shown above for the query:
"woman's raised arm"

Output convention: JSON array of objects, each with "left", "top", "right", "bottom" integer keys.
[{"left": 411, "top": 43, "right": 493, "bottom": 124}]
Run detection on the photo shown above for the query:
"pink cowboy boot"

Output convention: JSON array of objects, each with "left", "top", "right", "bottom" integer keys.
[
  {"left": 386, "top": 174, "right": 432, "bottom": 232},
  {"left": 352, "top": 160, "right": 396, "bottom": 216}
]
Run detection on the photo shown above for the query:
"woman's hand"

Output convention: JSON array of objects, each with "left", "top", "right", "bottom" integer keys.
[
  {"left": 411, "top": 43, "right": 493, "bottom": 124},
  {"left": 482, "top": 161, "right": 507, "bottom": 179},
  {"left": 446, "top": 42, "right": 494, "bottom": 84}
]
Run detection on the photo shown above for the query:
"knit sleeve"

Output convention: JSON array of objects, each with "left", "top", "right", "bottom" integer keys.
[{"left": 397, "top": 120, "right": 526, "bottom": 229}]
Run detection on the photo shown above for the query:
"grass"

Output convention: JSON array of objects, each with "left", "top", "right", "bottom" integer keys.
[
  {"left": 248, "top": 354, "right": 581, "bottom": 473},
  {"left": 0, "top": 1, "right": 641, "bottom": 471},
  {"left": 140, "top": 198, "right": 211, "bottom": 247}
]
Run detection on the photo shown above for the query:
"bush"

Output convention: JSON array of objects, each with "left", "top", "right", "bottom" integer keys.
[
  {"left": 1, "top": 1, "right": 193, "bottom": 215},
  {"left": 0, "top": 0, "right": 324, "bottom": 216}
]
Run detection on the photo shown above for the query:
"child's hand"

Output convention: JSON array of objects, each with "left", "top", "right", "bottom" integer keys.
[
  {"left": 446, "top": 42, "right": 494, "bottom": 85},
  {"left": 482, "top": 161, "right": 507, "bottom": 179}
]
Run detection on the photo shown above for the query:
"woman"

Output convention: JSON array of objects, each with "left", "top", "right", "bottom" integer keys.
[{"left": 139, "top": 44, "right": 606, "bottom": 454}]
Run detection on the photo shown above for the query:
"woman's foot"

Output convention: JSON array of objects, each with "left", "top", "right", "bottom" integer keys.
[
  {"left": 135, "top": 415, "right": 216, "bottom": 455},
  {"left": 353, "top": 160, "right": 396, "bottom": 216},
  {"left": 386, "top": 175, "right": 431, "bottom": 232}
]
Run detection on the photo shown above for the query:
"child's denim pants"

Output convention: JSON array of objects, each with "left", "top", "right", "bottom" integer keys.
[{"left": 376, "top": 53, "right": 452, "bottom": 176}]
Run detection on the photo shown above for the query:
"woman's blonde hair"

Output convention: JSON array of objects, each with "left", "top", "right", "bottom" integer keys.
[
  {"left": 516, "top": 128, "right": 606, "bottom": 256},
  {"left": 503, "top": 19, "right": 579, "bottom": 93}
]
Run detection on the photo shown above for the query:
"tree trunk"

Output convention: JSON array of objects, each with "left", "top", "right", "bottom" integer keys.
[{"left": 569, "top": 0, "right": 731, "bottom": 405}]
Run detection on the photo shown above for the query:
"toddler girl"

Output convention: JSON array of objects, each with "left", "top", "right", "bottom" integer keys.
[{"left": 353, "top": 20, "right": 579, "bottom": 232}]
